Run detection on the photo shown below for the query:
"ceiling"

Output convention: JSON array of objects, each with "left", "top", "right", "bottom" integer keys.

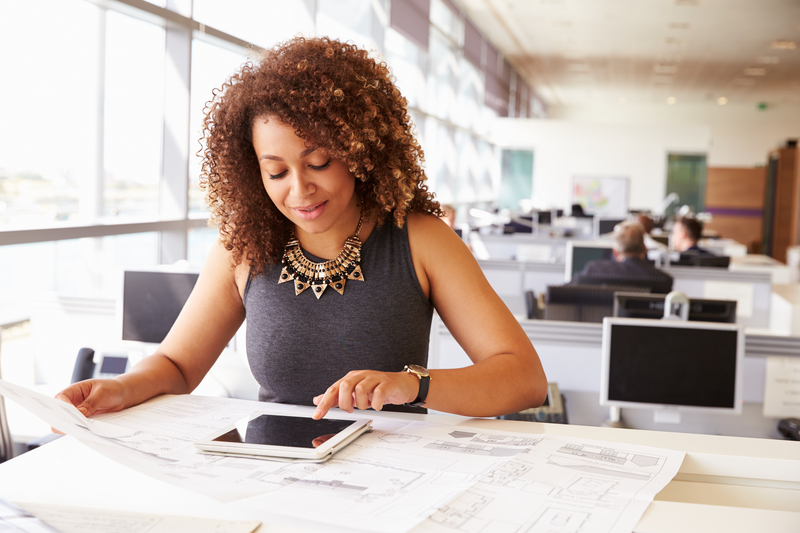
[{"left": 451, "top": 0, "right": 800, "bottom": 108}]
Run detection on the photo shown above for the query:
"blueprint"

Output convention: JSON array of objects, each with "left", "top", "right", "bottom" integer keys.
[
  {"left": 0, "top": 379, "right": 685, "bottom": 533},
  {"left": 413, "top": 433, "right": 682, "bottom": 533}
]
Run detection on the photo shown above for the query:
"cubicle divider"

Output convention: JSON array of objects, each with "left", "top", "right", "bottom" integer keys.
[
  {"left": 662, "top": 266, "right": 772, "bottom": 329},
  {"left": 477, "top": 257, "right": 773, "bottom": 330},
  {"left": 476, "top": 259, "right": 566, "bottom": 316},
  {"left": 470, "top": 233, "right": 576, "bottom": 262}
]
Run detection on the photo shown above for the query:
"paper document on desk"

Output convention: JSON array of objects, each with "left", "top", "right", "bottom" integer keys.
[
  {"left": 15, "top": 503, "right": 260, "bottom": 533},
  {"left": 411, "top": 432, "right": 685, "bottom": 533}
]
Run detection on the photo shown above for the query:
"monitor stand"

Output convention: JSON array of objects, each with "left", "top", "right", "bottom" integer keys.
[
  {"left": 653, "top": 409, "right": 681, "bottom": 424},
  {"left": 602, "top": 406, "right": 626, "bottom": 429}
]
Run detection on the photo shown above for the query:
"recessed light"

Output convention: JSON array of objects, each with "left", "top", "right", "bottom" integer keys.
[
  {"left": 717, "top": 97, "right": 728, "bottom": 105},
  {"left": 654, "top": 65, "right": 679, "bottom": 74},
  {"left": 771, "top": 40, "right": 796, "bottom": 50},
  {"left": 744, "top": 67, "right": 766, "bottom": 76},
  {"left": 667, "top": 96, "right": 677, "bottom": 105},
  {"left": 757, "top": 56, "right": 780, "bottom": 64}
]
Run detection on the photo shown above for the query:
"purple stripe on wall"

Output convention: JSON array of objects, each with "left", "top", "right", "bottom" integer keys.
[{"left": 705, "top": 207, "right": 763, "bottom": 217}]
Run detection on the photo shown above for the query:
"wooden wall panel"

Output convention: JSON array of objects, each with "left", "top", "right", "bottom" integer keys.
[
  {"left": 704, "top": 167, "right": 766, "bottom": 252},
  {"left": 771, "top": 148, "right": 799, "bottom": 263},
  {"left": 704, "top": 215, "right": 763, "bottom": 252},
  {"left": 706, "top": 167, "right": 765, "bottom": 208}
]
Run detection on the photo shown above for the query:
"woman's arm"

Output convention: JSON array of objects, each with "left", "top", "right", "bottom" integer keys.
[
  {"left": 55, "top": 239, "right": 247, "bottom": 416},
  {"left": 408, "top": 212, "right": 547, "bottom": 416},
  {"left": 312, "top": 213, "right": 547, "bottom": 418}
]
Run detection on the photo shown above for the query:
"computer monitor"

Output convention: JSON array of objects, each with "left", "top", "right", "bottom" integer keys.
[
  {"left": 121, "top": 269, "right": 199, "bottom": 344},
  {"left": 534, "top": 211, "right": 551, "bottom": 225},
  {"left": 613, "top": 292, "right": 737, "bottom": 323},
  {"left": 544, "top": 284, "right": 649, "bottom": 323},
  {"left": 594, "top": 216, "right": 626, "bottom": 237},
  {"left": 672, "top": 253, "right": 730, "bottom": 268},
  {"left": 600, "top": 317, "right": 744, "bottom": 416},
  {"left": 572, "top": 273, "right": 673, "bottom": 294},
  {"left": 564, "top": 240, "right": 614, "bottom": 281}
]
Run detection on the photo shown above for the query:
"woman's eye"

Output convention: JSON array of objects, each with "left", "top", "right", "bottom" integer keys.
[
  {"left": 268, "top": 170, "right": 288, "bottom": 180},
  {"left": 309, "top": 160, "right": 331, "bottom": 171}
]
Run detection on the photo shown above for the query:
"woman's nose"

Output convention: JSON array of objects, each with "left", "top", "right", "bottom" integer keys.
[{"left": 290, "top": 172, "right": 315, "bottom": 197}]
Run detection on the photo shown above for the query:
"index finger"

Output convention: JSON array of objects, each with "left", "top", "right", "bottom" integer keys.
[{"left": 312, "top": 382, "right": 341, "bottom": 420}]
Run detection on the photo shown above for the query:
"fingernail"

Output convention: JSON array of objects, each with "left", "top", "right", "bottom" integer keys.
[{"left": 77, "top": 406, "right": 88, "bottom": 416}]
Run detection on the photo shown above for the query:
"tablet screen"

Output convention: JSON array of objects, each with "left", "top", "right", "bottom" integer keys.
[{"left": 211, "top": 414, "right": 357, "bottom": 449}]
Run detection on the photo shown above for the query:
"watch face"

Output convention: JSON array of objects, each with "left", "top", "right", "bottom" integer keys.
[{"left": 406, "top": 364, "right": 429, "bottom": 377}]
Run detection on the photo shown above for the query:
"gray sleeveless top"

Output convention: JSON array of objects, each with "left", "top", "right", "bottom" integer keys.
[{"left": 242, "top": 220, "right": 433, "bottom": 408}]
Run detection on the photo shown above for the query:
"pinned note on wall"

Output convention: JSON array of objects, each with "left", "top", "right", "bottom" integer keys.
[
  {"left": 703, "top": 280, "right": 755, "bottom": 318},
  {"left": 763, "top": 356, "right": 800, "bottom": 418}
]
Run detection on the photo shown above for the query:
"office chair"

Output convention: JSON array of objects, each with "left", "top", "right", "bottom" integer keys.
[
  {"left": 0, "top": 328, "right": 15, "bottom": 463},
  {"left": 524, "top": 290, "right": 538, "bottom": 319}
]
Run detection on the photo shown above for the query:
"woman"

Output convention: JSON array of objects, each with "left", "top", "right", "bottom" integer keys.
[{"left": 56, "top": 37, "right": 546, "bottom": 420}]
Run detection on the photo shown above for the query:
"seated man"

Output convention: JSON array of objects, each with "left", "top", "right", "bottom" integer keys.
[
  {"left": 671, "top": 216, "right": 714, "bottom": 255},
  {"left": 573, "top": 221, "right": 674, "bottom": 292}
]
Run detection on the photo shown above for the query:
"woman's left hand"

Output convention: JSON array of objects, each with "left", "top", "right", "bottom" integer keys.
[{"left": 312, "top": 370, "right": 421, "bottom": 419}]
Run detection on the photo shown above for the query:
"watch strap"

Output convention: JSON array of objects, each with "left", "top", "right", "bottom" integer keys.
[{"left": 404, "top": 370, "right": 430, "bottom": 408}]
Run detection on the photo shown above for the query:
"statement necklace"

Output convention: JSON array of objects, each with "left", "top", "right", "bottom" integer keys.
[{"left": 278, "top": 213, "right": 365, "bottom": 299}]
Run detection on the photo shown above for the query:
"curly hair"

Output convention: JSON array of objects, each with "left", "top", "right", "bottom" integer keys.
[{"left": 199, "top": 36, "right": 441, "bottom": 274}]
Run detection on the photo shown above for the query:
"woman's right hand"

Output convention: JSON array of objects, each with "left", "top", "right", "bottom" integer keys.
[{"left": 54, "top": 379, "right": 129, "bottom": 417}]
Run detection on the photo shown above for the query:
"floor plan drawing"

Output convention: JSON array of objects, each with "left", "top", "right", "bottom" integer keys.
[{"left": 412, "top": 434, "right": 684, "bottom": 533}]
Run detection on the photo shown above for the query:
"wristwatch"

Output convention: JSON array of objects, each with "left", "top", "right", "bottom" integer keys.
[{"left": 403, "top": 364, "right": 431, "bottom": 407}]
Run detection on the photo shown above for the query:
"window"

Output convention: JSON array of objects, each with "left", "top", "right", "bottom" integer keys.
[{"left": 189, "top": 40, "right": 248, "bottom": 214}]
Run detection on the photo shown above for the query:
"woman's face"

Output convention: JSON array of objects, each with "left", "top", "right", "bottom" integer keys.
[{"left": 252, "top": 117, "right": 358, "bottom": 238}]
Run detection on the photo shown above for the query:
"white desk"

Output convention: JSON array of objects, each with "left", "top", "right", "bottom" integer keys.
[{"left": 0, "top": 406, "right": 798, "bottom": 533}]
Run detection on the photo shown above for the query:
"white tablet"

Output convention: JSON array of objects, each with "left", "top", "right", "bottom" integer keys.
[{"left": 194, "top": 413, "right": 372, "bottom": 462}]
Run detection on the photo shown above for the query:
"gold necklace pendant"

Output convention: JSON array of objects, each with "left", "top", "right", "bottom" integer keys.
[{"left": 278, "top": 214, "right": 365, "bottom": 299}]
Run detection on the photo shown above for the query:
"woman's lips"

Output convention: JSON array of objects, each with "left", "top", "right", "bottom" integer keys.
[{"left": 292, "top": 201, "right": 326, "bottom": 220}]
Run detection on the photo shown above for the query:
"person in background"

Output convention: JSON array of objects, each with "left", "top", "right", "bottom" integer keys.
[
  {"left": 636, "top": 213, "right": 667, "bottom": 252},
  {"left": 671, "top": 216, "right": 714, "bottom": 255},
  {"left": 573, "top": 221, "right": 674, "bottom": 290}
]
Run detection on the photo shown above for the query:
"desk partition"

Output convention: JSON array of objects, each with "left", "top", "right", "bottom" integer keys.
[{"left": 662, "top": 266, "right": 772, "bottom": 329}]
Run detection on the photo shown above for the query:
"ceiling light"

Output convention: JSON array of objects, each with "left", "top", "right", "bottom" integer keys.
[
  {"left": 654, "top": 65, "right": 679, "bottom": 74},
  {"left": 744, "top": 67, "right": 766, "bottom": 76},
  {"left": 667, "top": 96, "right": 677, "bottom": 105},
  {"left": 757, "top": 56, "right": 780, "bottom": 64},
  {"left": 771, "top": 40, "right": 796, "bottom": 50},
  {"left": 669, "top": 22, "right": 691, "bottom": 30},
  {"left": 717, "top": 97, "right": 728, "bottom": 105}
]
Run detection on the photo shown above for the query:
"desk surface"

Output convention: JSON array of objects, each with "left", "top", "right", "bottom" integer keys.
[{"left": 0, "top": 407, "right": 798, "bottom": 533}]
